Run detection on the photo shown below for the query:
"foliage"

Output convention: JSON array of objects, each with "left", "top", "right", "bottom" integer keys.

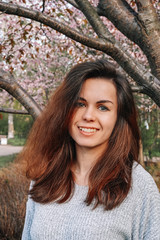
[
  {"left": 144, "top": 161, "right": 160, "bottom": 190},
  {"left": 0, "top": 154, "right": 17, "bottom": 168},
  {"left": 140, "top": 122, "right": 159, "bottom": 157},
  {"left": 0, "top": 113, "right": 8, "bottom": 135},
  {"left": 0, "top": 113, "right": 33, "bottom": 139},
  {"left": 8, "top": 137, "right": 26, "bottom": 146},
  {"left": 0, "top": 0, "right": 160, "bottom": 117},
  {"left": 138, "top": 106, "right": 160, "bottom": 158},
  {"left": 0, "top": 10, "right": 103, "bottom": 109},
  {"left": 14, "top": 114, "right": 34, "bottom": 138},
  {"left": 0, "top": 161, "right": 29, "bottom": 240}
]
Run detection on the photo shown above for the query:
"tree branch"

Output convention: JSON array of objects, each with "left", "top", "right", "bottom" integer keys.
[
  {"left": 0, "top": 2, "right": 111, "bottom": 50},
  {"left": 97, "top": 0, "right": 160, "bottom": 79},
  {"left": 42, "top": 0, "right": 45, "bottom": 13},
  {"left": 74, "top": 0, "right": 114, "bottom": 42},
  {"left": 0, "top": 69, "right": 42, "bottom": 119},
  {"left": 65, "top": 0, "right": 79, "bottom": 9},
  {"left": 109, "top": 43, "right": 160, "bottom": 106},
  {"left": 0, "top": 107, "right": 29, "bottom": 115},
  {"left": 136, "top": 0, "right": 160, "bottom": 31},
  {"left": 97, "top": 0, "right": 142, "bottom": 45},
  {"left": 0, "top": 1, "right": 160, "bottom": 106},
  {"left": 135, "top": 0, "right": 160, "bottom": 78},
  {"left": 131, "top": 86, "right": 144, "bottom": 93}
]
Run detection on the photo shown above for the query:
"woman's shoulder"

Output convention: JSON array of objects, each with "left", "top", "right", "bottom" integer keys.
[
  {"left": 132, "top": 161, "right": 160, "bottom": 197},
  {"left": 130, "top": 163, "right": 160, "bottom": 239},
  {"left": 26, "top": 181, "right": 35, "bottom": 209}
]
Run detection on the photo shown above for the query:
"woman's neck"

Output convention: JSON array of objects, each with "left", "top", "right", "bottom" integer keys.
[{"left": 73, "top": 146, "right": 101, "bottom": 186}]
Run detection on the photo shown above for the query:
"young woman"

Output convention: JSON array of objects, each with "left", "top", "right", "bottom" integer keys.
[{"left": 22, "top": 59, "right": 160, "bottom": 240}]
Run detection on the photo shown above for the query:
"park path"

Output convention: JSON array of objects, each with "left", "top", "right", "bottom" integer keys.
[{"left": 0, "top": 145, "right": 23, "bottom": 156}]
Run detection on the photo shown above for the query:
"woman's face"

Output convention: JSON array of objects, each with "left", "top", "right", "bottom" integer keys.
[{"left": 69, "top": 78, "right": 118, "bottom": 154}]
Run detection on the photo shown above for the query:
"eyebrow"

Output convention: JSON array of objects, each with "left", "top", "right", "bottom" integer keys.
[{"left": 78, "top": 97, "right": 113, "bottom": 105}]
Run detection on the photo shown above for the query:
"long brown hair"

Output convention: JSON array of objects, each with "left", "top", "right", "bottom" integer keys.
[{"left": 21, "top": 59, "right": 140, "bottom": 210}]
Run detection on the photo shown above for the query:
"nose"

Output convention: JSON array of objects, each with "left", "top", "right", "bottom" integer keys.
[{"left": 82, "top": 106, "right": 96, "bottom": 122}]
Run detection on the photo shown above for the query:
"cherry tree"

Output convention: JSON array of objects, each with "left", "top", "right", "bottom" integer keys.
[{"left": 0, "top": 0, "right": 159, "bottom": 119}]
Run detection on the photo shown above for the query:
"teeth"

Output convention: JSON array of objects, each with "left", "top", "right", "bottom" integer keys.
[{"left": 79, "top": 127, "right": 97, "bottom": 133}]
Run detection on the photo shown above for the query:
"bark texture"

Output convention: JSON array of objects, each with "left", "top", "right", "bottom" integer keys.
[{"left": 0, "top": 0, "right": 159, "bottom": 110}]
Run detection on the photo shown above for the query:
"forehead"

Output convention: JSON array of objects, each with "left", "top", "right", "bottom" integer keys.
[{"left": 80, "top": 78, "right": 117, "bottom": 102}]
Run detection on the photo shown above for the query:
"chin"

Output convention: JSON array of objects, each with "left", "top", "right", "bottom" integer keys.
[{"left": 76, "top": 142, "right": 98, "bottom": 149}]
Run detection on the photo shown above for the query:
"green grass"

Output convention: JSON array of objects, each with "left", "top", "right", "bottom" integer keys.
[
  {"left": 0, "top": 154, "right": 17, "bottom": 168},
  {"left": 144, "top": 151, "right": 160, "bottom": 158},
  {"left": 8, "top": 137, "right": 26, "bottom": 146}
]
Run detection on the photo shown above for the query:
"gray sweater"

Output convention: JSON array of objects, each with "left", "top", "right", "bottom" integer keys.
[{"left": 22, "top": 163, "right": 160, "bottom": 240}]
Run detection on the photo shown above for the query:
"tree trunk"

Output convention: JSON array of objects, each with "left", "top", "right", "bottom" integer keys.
[{"left": 8, "top": 114, "right": 14, "bottom": 139}]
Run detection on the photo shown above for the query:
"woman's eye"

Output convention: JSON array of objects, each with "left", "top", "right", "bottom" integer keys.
[
  {"left": 98, "top": 105, "right": 108, "bottom": 111},
  {"left": 76, "top": 102, "right": 85, "bottom": 108}
]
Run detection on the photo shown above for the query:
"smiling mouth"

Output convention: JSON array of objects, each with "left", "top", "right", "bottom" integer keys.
[{"left": 78, "top": 127, "right": 99, "bottom": 133}]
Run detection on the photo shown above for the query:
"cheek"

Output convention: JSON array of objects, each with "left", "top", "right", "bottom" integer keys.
[
  {"left": 112, "top": 113, "right": 117, "bottom": 127},
  {"left": 104, "top": 113, "right": 117, "bottom": 131},
  {"left": 110, "top": 114, "right": 117, "bottom": 134},
  {"left": 70, "top": 109, "right": 82, "bottom": 124}
]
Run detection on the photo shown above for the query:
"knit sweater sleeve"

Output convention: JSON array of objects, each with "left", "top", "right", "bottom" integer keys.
[
  {"left": 132, "top": 164, "right": 160, "bottom": 240},
  {"left": 21, "top": 182, "right": 35, "bottom": 240}
]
